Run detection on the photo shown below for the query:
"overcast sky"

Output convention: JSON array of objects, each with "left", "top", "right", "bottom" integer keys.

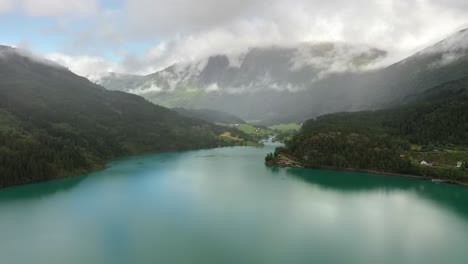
[{"left": 1, "top": 0, "right": 468, "bottom": 78}]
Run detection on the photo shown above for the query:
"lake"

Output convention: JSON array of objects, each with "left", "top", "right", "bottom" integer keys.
[{"left": 1, "top": 145, "right": 468, "bottom": 264}]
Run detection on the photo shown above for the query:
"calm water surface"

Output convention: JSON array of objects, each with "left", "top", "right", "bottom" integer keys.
[{"left": 1, "top": 145, "right": 468, "bottom": 264}]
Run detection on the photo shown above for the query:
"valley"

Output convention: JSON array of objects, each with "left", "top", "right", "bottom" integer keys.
[
  {"left": 2, "top": 2, "right": 468, "bottom": 264},
  {"left": 98, "top": 29, "right": 468, "bottom": 125}
]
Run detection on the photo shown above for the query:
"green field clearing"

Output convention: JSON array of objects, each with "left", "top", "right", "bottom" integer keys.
[{"left": 269, "top": 123, "right": 301, "bottom": 131}]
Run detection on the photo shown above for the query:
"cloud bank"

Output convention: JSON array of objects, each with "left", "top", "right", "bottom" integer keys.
[
  {"left": 106, "top": 0, "right": 468, "bottom": 75},
  {"left": 0, "top": 0, "right": 14, "bottom": 14},
  {"left": 3, "top": 0, "right": 468, "bottom": 78},
  {"left": 0, "top": 0, "right": 99, "bottom": 17}
]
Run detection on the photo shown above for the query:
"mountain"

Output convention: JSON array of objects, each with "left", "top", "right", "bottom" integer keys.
[
  {"left": 271, "top": 76, "right": 468, "bottom": 182},
  {"left": 98, "top": 43, "right": 387, "bottom": 121},
  {"left": 0, "top": 46, "right": 239, "bottom": 188},
  {"left": 173, "top": 108, "right": 246, "bottom": 124},
  {"left": 365, "top": 28, "right": 468, "bottom": 103},
  {"left": 99, "top": 29, "right": 468, "bottom": 124}
]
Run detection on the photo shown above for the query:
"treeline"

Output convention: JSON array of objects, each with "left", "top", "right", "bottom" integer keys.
[
  {"left": 285, "top": 131, "right": 413, "bottom": 172},
  {"left": 173, "top": 108, "right": 246, "bottom": 124},
  {"left": 0, "top": 48, "right": 239, "bottom": 188},
  {"left": 0, "top": 107, "right": 230, "bottom": 188},
  {"left": 383, "top": 77, "right": 468, "bottom": 145},
  {"left": 273, "top": 76, "right": 468, "bottom": 181}
]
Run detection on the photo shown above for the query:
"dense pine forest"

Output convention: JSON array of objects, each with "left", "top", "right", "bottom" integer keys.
[
  {"left": 0, "top": 47, "right": 245, "bottom": 188},
  {"left": 269, "top": 76, "right": 468, "bottom": 182},
  {"left": 173, "top": 107, "right": 246, "bottom": 124}
]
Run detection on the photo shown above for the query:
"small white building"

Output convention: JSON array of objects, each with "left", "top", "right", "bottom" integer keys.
[
  {"left": 456, "top": 162, "right": 463, "bottom": 168},
  {"left": 420, "top": 160, "right": 432, "bottom": 166}
]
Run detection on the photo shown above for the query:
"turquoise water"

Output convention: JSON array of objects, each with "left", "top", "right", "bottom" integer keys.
[{"left": 1, "top": 145, "right": 468, "bottom": 264}]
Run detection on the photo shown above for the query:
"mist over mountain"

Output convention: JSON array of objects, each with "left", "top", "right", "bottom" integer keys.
[
  {"left": 99, "top": 29, "right": 468, "bottom": 124},
  {"left": 98, "top": 43, "right": 386, "bottom": 121},
  {"left": 173, "top": 108, "right": 246, "bottom": 124},
  {"left": 367, "top": 28, "right": 468, "bottom": 101}
]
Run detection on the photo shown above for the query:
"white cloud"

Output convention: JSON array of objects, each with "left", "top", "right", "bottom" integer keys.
[
  {"left": 8, "top": 0, "right": 468, "bottom": 76},
  {"left": 205, "top": 83, "right": 219, "bottom": 92},
  {"left": 22, "top": 0, "right": 99, "bottom": 17},
  {"left": 103, "top": 0, "right": 468, "bottom": 74},
  {"left": 0, "top": 0, "right": 14, "bottom": 14},
  {"left": 129, "top": 84, "right": 163, "bottom": 95},
  {"left": 425, "top": 29, "right": 468, "bottom": 68},
  {"left": 45, "top": 53, "right": 119, "bottom": 81}
]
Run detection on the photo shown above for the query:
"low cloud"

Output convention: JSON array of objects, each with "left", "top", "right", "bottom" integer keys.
[
  {"left": 5, "top": 0, "right": 468, "bottom": 76},
  {"left": 114, "top": 0, "right": 468, "bottom": 73},
  {"left": 290, "top": 43, "right": 387, "bottom": 75},
  {"left": 426, "top": 29, "right": 468, "bottom": 69},
  {"left": 45, "top": 53, "right": 119, "bottom": 81},
  {"left": 129, "top": 84, "right": 163, "bottom": 95},
  {"left": 0, "top": 45, "right": 67, "bottom": 70}
]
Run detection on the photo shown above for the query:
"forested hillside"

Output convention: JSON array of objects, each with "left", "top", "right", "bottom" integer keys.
[
  {"left": 173, "top": 108, "right": 246, "bottom": 124},
  {"left": 0, "top": 46, "right": 237, "bottom": 188},
  {"left": 270, "top": 76, "right": 468, "bottom": 182}
]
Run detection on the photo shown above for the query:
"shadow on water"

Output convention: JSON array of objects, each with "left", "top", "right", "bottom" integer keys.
[
  {"left": 0, "top": 176, "right": 87, "bottom": 204},
  {"left": 265, "top": 166, "right": 281, "bottom": 175},
  {"left": 286, "top": 168, "right": 468, "bottom": 219},
  {"left": 285, "top": 168, "right": 420, "bottom": 192},
  {"left": 0, "top": 151, "right": 189, "bottom": 204}
]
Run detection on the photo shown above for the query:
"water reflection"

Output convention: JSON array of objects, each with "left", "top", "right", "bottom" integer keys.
[
  {"left": 286, "top": 167, "right": 468, "bottom": 219},
  {"left": 0, "top": 176, "right": 87, "bottom": 203},
  {"left": 0, "top": 146, "right": 467, "bottom": 264},
  {"left": 265, "top": 165, "right": 281, "bottom": 175}
]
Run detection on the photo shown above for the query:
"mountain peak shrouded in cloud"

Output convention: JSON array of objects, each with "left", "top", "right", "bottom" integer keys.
[
  {"left": 0, "top": 44, "right": 67, "bottom": 70},
  {"left": 420, "top": 27, "right": 468, "bottom": 54},
  {"left": 98, "top": 42, "right": 387, "bottom": 95},
  {"left": 1, "top": 0, "right": 468, "bottom": 77},
  {"left": 98, "top": 29, "right": 468, "bottom": 123}
]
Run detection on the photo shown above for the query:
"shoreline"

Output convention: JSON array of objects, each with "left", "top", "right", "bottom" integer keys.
[
  {"left": 1, "top": 144, "right": 270, "bottom": 190},
  {"left": 1, "top": 144, "right": 250, "bottom": 191},
  {"left": 321, "top": 166, "right": 468, "bottom": 187},
  {"left": 266, "top": 163, "right": 468, "bottom": 187}
]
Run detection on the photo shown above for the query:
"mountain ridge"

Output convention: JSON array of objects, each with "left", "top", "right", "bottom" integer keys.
[
  {"left": 98, "top": 29, "right": 468, "bottom": 124},
  {"left": 0, "top": 46, "right": 238, "bottom": 188}
]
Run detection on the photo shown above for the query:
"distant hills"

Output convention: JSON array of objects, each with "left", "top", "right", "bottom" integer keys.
[
  {"left": 99, "top": 29, "right": 468, "bottom": 124},
  {"left": 0, "top": 46, "right": 238, "bottom": 188}
]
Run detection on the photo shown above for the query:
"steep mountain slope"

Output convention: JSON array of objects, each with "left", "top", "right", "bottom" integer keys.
[
  {"left": 368, "top": 28, "right": 468, "bottom": 103},
  {"left": 385, "top": 76, "right": 468, "bottom": 145},
  {"left": 100, "top": 29, "right": 468, "bottom": 124},
  {"left": 0, "top": 46, "right": 234, "bottom": 188},
  {"left": 253, "top": 28, "right": 468, "bottom": 125},
  {"left": 173, "top": 108, "right": 246, "bottom": 124}
]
